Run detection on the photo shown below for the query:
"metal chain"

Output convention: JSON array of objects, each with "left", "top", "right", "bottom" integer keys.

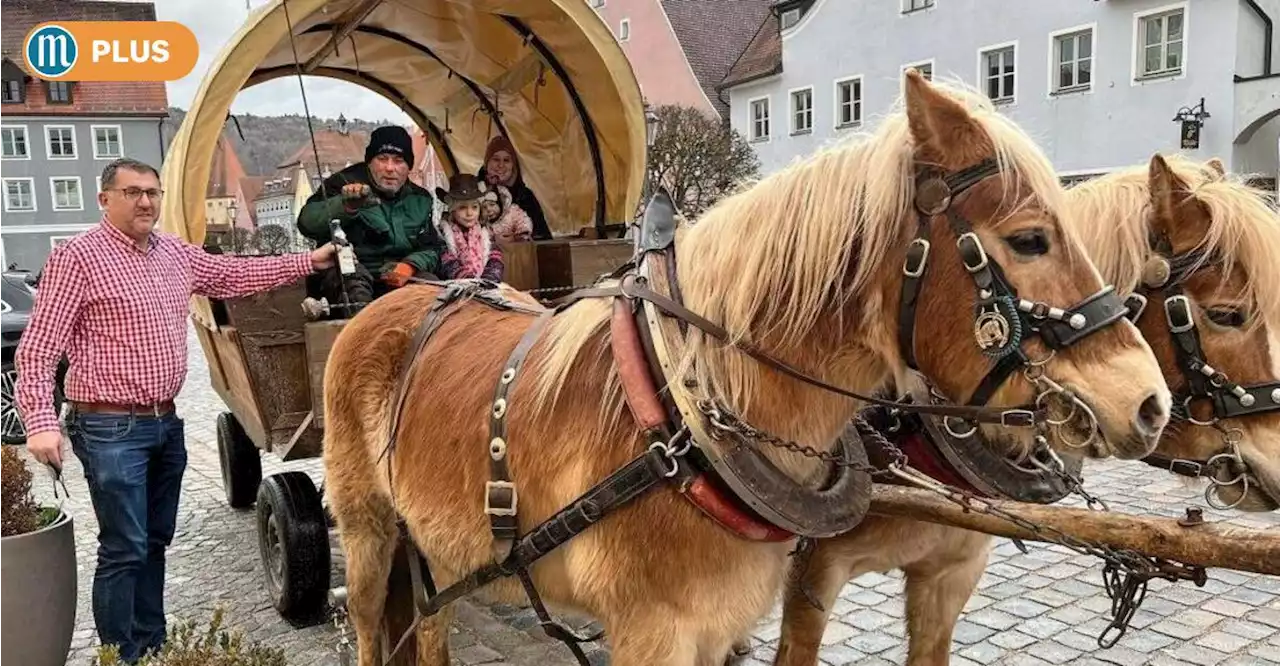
[
  {"left": 696, "top": 396, "right": 1206, "bottom": 648},
  {"left": 331, "top": 604, "right": 354, "bottom": 666},
  {"left": 697, "top": 400, "right": 894, "bottom": 477}
]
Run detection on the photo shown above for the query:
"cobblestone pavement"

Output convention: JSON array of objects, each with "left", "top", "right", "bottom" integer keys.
[{"left": 24, "top": 325, "right": 1280, "bottom": 666}]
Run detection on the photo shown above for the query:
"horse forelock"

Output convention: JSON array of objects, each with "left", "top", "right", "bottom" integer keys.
[{"left": 1068, "top": 155, "right": 1280, "bottom": 332}]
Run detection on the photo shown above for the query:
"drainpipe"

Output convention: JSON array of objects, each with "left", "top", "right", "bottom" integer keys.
[
  {"left": 157, "top": 117, "right": 167, "bottom": 162},
  {"left": 1244, "top": 0, "right": 1273, "bottom": 76}
]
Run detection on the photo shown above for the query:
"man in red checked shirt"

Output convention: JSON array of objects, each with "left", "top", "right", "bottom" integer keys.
[{"left": 14, "top": 158, "right": 338, "bottom": 664}]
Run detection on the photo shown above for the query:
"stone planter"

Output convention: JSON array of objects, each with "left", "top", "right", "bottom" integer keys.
[{"left": 1, "top": 510, "right": 76, "bottom": 666}]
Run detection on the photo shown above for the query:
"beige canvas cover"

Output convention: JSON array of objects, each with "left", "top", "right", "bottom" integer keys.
[{"left": 161, "top": 0, "right": 646, "bottom": 245}]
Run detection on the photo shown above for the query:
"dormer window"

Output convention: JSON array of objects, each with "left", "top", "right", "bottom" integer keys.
[
  {"left": 1, "top": 59, "right": 26, "bottom": 104},
  {"left": 775, "top": 0, "right": 814, "bottom": 31},
  {"left": 47, "top": 81, "right": 73, "bottom": 104},
  {"left": 1, "top": 80, "right": 21, "bottom": 104}
]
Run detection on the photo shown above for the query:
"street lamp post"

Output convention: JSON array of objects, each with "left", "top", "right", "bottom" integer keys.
[{"left": 227, "top": 201, "right": 239, "bottom": 254}]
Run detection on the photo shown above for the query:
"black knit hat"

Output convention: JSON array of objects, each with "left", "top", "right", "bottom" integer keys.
[{"left": 365, "top": 125, "right": 414, "bottom": 166}]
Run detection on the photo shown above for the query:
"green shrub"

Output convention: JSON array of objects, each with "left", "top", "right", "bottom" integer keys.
[
  {"left": 92, "top": 608, "right": 288, "bottom": 666},
  {"left": 1, "top": 446, "right": 47, "bottom": 537}
]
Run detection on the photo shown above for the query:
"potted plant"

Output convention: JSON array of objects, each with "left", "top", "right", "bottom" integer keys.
[{"left": 1, "top": 446, "right": 76, "bottom": 666}]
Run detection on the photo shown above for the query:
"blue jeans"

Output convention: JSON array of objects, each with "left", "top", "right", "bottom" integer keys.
[{"left": 68, "top": 411, "right": 186, "bottom": 664}]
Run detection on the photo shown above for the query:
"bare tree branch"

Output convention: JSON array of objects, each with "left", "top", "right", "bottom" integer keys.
[{"left": 645, "top": 105, "right": 761, "bottom": 218}]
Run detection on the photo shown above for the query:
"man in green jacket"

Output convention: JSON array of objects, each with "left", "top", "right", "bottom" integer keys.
[{"left": 297, "top": 126, "right": 443, "bottom": 313}]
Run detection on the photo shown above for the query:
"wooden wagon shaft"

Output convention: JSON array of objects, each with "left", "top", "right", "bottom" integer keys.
[{"left": 868, "top": 485, "right": 1280, "bottom": 576}]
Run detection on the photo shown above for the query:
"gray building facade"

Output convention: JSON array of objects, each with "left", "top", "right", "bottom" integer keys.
[
  {"left": 2, "top": 117, "right": 166, "bottom": 270},
  {"left": 723, "top": 0, "right": 1279, "bottom": 184}
]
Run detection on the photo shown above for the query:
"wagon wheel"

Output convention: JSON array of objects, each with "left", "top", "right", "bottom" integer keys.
[
  {"left": 217, "top": 411, "right": 262, "bottom": 509},
  {"left": 1, "top": 358, "right": 64, "bottom": 445},
  {"left": 256, "top": 471, "right": 331, "bottom": 626}
]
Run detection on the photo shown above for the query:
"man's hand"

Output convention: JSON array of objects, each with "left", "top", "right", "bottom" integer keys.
[
  {"left": 341, "top": 183, "right": 372, "bottom": 211},
  {"left": 381, "top": 262, "right": 416, "bottom": 288},
  {"left": 310, "top": 243, "right": 339, "bottom": 271},
  {"left": 26, "top": 430, "right": 63, "bottom": 469}
]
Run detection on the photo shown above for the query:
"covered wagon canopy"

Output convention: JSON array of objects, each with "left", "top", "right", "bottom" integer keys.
[{"left": 161, "top": 0, "right": 648, "bottom": 244}]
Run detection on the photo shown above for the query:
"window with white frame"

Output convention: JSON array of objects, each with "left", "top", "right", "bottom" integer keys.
[
  {"left": 903, "top": 61, "right": 933, "bottom": 81},
  {"left": 93, "top": 125, "right": 122, "bottom": 159},
  {"left": 791, "top": 88, "right": 813, "bottom": 134},
  {"left": 1137, "top": 8, "right": 1184, "bottom": 78},
  {"left": 3, "top": 178, "right": 35, "bottom": 211},
  {"left": 903, "top": 0, "right": 934, "bottom": 12},
  {"left": 50, "top": 177, "right": 83, "bottom": 211},
  {"left": 780, "top": 8, "right": 801, "bottom": 29},
  {"left": 981, "top": 45, "right": 1016, "bottom": 103},
  {"left": 749, "top": 97, "right": 770, "bottom": 141},
  {"left": 1053, "top": 29, "right": 1093, "bottom": 92},
  {"left": 1, "top": 126, "right": 28, "bottom": 159},
  {"left": 95, "top": 176, "right": 104, "bottom": 209},
  {"left": 618, "top": 18, "right": 630, "bottom": 42},
  {"left": 835, "top": 77, "right": 862, "bottom": 128},
  {"left": 46, "top": 126, "right": 75, "bottom": 159}
]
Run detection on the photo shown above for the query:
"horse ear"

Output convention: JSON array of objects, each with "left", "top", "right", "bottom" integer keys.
[
  {"left": 1148, "top": 154, "right": 1191, "bottom": 236},
  {"left": 1204, "top": 157, "right": 1226, "bottom": 180},
  {"left": 904, "top": 69, "right": 974, "bottom": 158}
]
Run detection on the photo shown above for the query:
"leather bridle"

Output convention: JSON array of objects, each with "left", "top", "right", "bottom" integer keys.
[
  {"left": 1125, "top": 229, "right": 1280, "bottom": 494},
  {"left": 898, "top": 158, "right": 1132, "bottom": 439}
]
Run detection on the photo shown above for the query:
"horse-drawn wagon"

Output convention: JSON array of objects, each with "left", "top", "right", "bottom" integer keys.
[
  {"left": 159, "top": 0, "right": 648, "bottom": 627},
  {"left": 161, "top": 2, "right": 1280, "bottom": 665}
]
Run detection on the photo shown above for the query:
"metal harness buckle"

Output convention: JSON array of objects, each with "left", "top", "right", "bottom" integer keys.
[
  {"left": 999, "top": 409, "right": 1036, "bottom": 428},
  {"left": 484, "top": 481, "right": 518, "bottom": 516}
]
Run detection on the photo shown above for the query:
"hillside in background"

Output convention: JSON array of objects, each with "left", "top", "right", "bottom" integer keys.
[{"left": 161, "top": 108, "right": 401, "bottom": 176}]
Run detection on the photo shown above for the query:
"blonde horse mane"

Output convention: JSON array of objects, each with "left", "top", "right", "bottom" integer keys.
[
  {"left": 528, "top": 77, "right": 1071, "bottom": 427},
  {"left": 1067, "top": 155, "right": 1280, "bottom": 332}
]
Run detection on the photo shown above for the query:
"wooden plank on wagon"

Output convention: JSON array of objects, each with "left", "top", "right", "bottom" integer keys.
[{"left": 304, "top": 320, "right": 347, "bottom": 429}]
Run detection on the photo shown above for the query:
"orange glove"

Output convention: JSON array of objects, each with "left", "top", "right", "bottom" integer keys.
[{"left": 381, "top": 262, "right": 416, "bottom": 288}]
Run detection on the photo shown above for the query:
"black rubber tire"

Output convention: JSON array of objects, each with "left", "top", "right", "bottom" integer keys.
[
  {"left": 217, "top": 411, "right": 261, "bottom": 509},
  {"left": 256, "top": 471, "right": 331, "bottom": 626}
]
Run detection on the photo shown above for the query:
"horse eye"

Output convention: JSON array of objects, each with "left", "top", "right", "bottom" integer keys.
[
  {"left": 1004, "top": 229, "right": 1051, "bottom": 256},
  {"left": 1205, "top": 308, "right": 1247, "bottom": 328}
]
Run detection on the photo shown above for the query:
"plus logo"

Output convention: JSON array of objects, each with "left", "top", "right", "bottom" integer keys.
[{"left": 24, "top": 24, "right": 78, "bottom": 79}]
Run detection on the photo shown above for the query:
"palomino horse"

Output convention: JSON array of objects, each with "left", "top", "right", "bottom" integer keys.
[
  {"left": 320, "top": 71, "right": 1169, "bottom": 666},
  {"left": 767, "top": 153, "right": 1280, "bottom": 666}
]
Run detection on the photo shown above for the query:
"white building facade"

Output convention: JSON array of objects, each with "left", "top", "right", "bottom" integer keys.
[{"left": 723, "top": 0, "right": 1279, "bottom": 184}]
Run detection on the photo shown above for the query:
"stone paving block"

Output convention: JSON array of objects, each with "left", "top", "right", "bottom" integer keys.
[
  {"left": 1151, "top": 618, "right": 1209, "bottom": 640},
  {"left": 993, "top": 597, "right": 1053, "bottom": 619},
  {"left": 1052, "top": 579, "right": 1103, "bottom": 598},
  {"left": 1026, "top": 640, "right": 1083, "bottom": 664},
  {"left": 1252, "top": 608, "right": 1280, "bottom": 629},
  {"left": 1244, "top": 576, "right": 1280, "bottom": 594},
  {"left": 455, "top": 645, "right": 505, "bottom": 665},
  {"left": 1017, "top": 617, "right": 1071, "bottom": 639},
  {"left": 1250, "top": 645, "right": 1280, "bottom": 663},
  {"left": 949, "top": 620, "right": 994, "bottom": 646},
  {"left": 962, "top": 593, "right": 996, "bottom": 612},
  {"left": 1114, "top": 628, "right": 1175, "bottom": 653},
  {"left": 1224, "top": 586, "right": 1275, "bottom": 606},
  {"left": 1194, "top": 630, "right": 1254, "bottom": 653},
  {"left": 1053, "top": 629, "right": 1102, "bottom": 652},
  {"left": 1001, "top": 654, "right": 1054, "bottom": 666},
  {"left": 1168, "top": 642, "right": 1231, "bottom": 666},
  {"left": 1048, "top": 605, "right": 1096, "bottom": 626},
  {"left": 988, "top": 629, "right": 1038, "bottom": 650},
  {"left": 957, "top": 640, "right": 1006, "bottom": 663},
  {"left": 817, "top": 643, "right": 866, "bottom": 665},
  {"left": 1200, "top": 598, "right": 1256, "bottom": 618},
  {"left": 818, "top": 620, "right": 858, "bottom": 646},
  {"left": 1093, "top": 645, "right": 1157, "bottom": 666},
  {"left": 1177, "top": 609, "right": 1228, "bottom": 630},
  {"left": 843, "top": 631, "right": 898, "bottom": 655},
  {"left": 1217, "top": 618, "right": 1277, "bottom": 640},
  {"left": 1026, "top": 588, "right": 1076, "bottom": 609},
  {"left": 965, "top": 608, "right": 1022, "bottom": 631},
  {"left": 843, "top": 589, "right": 887, "bottom": 606}
]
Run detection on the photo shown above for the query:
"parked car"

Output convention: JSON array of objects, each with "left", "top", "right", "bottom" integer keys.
[{"left": 2, "top": 270, "right": 67, "bottom": 445}]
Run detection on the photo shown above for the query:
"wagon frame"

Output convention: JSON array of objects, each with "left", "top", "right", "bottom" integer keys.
[{"left": 161, "top": 0, "right": 652, "bottom": 637}]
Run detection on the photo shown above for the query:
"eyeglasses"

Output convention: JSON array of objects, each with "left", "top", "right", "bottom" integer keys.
[{"left": 105, "top": 187, "right": 165, "bottom": 201}]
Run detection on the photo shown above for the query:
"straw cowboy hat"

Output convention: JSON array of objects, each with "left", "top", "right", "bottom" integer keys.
[{"left": 436, "top": 173, "right": 487, "bottom": 207}]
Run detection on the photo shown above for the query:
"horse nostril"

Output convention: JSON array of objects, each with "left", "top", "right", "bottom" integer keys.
[{"left": 1133, "top": 393, "right": 1168, "bottom": 439}]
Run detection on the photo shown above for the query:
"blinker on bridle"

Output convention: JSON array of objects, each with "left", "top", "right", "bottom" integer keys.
[
  {"left": 899, "top": 158, "right": 1131, "bottom": 428},
  {"left": 1124, "top": 235, "right": 1280, "bottom": 425}
]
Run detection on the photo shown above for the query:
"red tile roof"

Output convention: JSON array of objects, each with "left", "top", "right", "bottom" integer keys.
[
  {"left": 207, "top": 136, "right": 249, "bottom": 199},
  {"left": 719, "top": 11, "right": 782, "bottom": 91},
  {"left": 662, "top": 0, "right": 772, "bottom": 117},
  {"left": 278, "top": 128, "right": 369, "bottom": 178},
  {"left": 0, "top": 0, "right": 169, "bottom": 117}
]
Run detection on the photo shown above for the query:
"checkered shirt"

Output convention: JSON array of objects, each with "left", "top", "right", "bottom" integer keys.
[{"left": 15, "top": 216, "right": 314, "bottom": 436}]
